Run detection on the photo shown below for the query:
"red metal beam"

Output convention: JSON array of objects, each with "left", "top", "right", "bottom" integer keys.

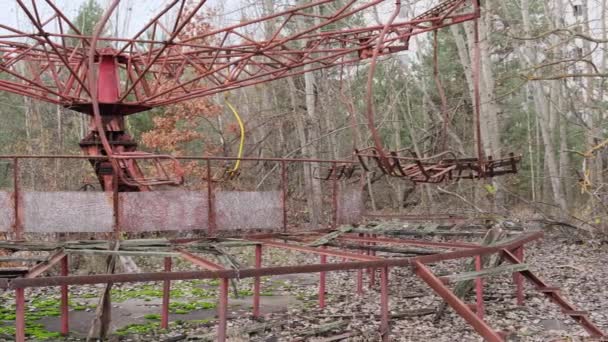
[
  {"left": 513, "top": 246, "right": 524, "bottom": 306},
  {"left": 7, "top": 259, "right": 415, "bottom": 289},
  {"left": 249, "top": 238, "right": 382, "bottom": 261},
  {"left": 0, "top": 0, "right": 478, "bottom": 111},
  {"left": 5, "top": 234, "right": 545, "bottom": 290},
  {"left": 161, "top": 257, "right": 172, "bottom": 329},
  {"left": 412, "top": 232, "right": 543, "bottom": 264},
  {"left": 25, "top": 250, "right": 66, "bottom": 278},
  {"left": 357, "top": 234, "right": 364, "bottom": 295},
  {"left": 339, "top": 234, "right": 480, "bottom": 249},
  {"left": 177, "top": 250, "right": 225, "bottom": 271},
  {"left": 177, "top": 250, "right": 228, "bottom": 341},
  {"left": 380, "top": 266, "right": 390, "bottom": 341},
  {"left": 501, "top": 249, "right": 605, "bottom": 338},
  {"left": 15, "top": 288, "right": 25, "bottom": 342},
  {"left": 474, "top": 255, "right": 484, "bottom": 319},
  {"left": 253, "top": 244, "right": 262, "bottom": 318},
  {"left": 413, "top": 260, "right": 503, "bottom": 342},
  {"left": 319, "top": 250, "right": 327, "bottom": 309},
  {"left": 218, "top": 278, "right": 229, "bottom": 342},
  {"left": 60, "top": 256, "right": 69, "bottom": 335}
]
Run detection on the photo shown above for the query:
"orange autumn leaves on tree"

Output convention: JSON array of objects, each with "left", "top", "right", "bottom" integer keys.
[
  {"left": 141, "top": 0, "right": 220, "bottom": 155},
  {"left": 141, "top": 98, "right": 221, "bottom": 179},
  {"left": 141, "top": 3, "right": 222, "bottom": 179},
  {"left": 141, "top": 99, "right": 220, "bottom": 155}
]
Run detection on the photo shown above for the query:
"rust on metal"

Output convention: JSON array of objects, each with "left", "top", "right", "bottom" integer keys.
[
  {"left": 1, "top": 230, "right": 603, "bottom": 341},
  {"left": 413, "top": 260, "right": 503, "bottom": 342},
  {"left": 177, "top": 250, "right": 225, "bottom": 271},
  {"left": 25, "top": 250, "right": 67, "bottom": 279},
  {"left": 0, "top": 0, "right": 481, "bottom": 189},
  {"left": 161, "top": 257, "right": 172, "bottom": 330},
  {"left": 356, "top": 149, "right": 522, "bottom": 183},
  {"left": 60, "top": 256, "right": 69, "bottom": 335},
  {"left": 0, "top": 0, "right": 602, "bottom": 341}
]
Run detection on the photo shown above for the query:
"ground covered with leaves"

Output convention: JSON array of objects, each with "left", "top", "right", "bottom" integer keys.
[{"left": 0, "top": 231, "right": 606, "bottom": 341}]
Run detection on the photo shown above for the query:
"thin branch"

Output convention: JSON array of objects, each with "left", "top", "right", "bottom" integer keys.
[{"left": 437, "top": 186, "right": 485, "bottom": 213}]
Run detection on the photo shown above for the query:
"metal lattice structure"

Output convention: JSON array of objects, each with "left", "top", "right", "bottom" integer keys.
[
  {"left": 2, "top": 0, "right": 474, "bottom": 108},
  {"left": 2, "top": 2, "right": 587, "bottom": 342},
  {"left": 0, "top": 0, "right": 520, "bottom": 190}
]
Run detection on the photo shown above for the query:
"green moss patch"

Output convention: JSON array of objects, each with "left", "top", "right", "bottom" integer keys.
[
  {"left": 115, "top": 322, "right": 159, "bottom": 336},
  {"left": 169, "top": 300, "right": 216, "bottom": 314}
]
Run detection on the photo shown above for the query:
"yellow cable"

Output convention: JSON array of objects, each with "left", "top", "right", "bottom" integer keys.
[{"left": 224, "top": 94, "right": 245, "bottom": 174}]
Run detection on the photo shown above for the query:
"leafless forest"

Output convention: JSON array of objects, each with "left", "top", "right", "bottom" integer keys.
[
  {"left": 1, "top": 0, "right": 608, "bottom": 341},
  {"left": 1, "top": 0, "right": 607, "bottom": 233}
]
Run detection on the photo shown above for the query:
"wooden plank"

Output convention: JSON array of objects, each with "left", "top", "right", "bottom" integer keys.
[
  {"left": 25, "top": 250, "right": 66, "bottom": 278},
  {"left": 349, "top": 227, "right": 494, "bottom": 237},
  {"left": 326, "top": 241, "right": 442, "bottom": 255},
  {"left": 440, "top": 263, "right": 529, "bottom": 283},
  {"left": 66, "top": 250, "right": 180, "bottom": 257},
  {"left": 307, "top": 226, "right": 353, "bottom": 247},
  {"left": 0, "top": 256, "right": 47, "bottom": 262}
]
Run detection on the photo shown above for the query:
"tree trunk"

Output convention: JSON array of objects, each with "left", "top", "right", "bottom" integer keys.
[{"left": 520, "top": 0, "right": 568, "bottom": 213}]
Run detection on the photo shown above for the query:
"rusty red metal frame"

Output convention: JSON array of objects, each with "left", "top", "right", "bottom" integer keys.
[
  {"left": 355, "top": 148, "right": 522, "bottom": 183},
  {"left": 1, "top": 230, "right": 605, "bottom": 342},
  {"left": 0, "top": 0, "right": 478, "bottom": 109},
  {"left": 0, "top": 2, "right": 601, "bottom": 340},
  {"left": 0, "top": 0, "right": 483, "bottom": 190}
]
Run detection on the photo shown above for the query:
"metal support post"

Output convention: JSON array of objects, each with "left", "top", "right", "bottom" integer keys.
[
  {"left": 253, "top": 244, "right": 262, "bottom": 318},
  {"left": 161, "top": 257, "right": 172, "bottom": 329},
  {"left": 380, "top": 266, "right": 390, "bottom": 341},
  {"left": 218, "top": 278, "right": 229, "bottom": 341},
  {"left": 474, "top": 255, "right": 484, "bottom": 319},
  {"left": 60, "top": 255, "right": 69, "bottom": 335}
]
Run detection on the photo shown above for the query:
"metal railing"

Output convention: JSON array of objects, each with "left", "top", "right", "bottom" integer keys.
[{"left": 0, "top": 155, "right": 362, "bottom": 239}]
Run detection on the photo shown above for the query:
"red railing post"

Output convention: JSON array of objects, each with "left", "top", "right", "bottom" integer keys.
[
  {"left": 474, "top": 255, "right": 484, "bottom": 319},
  {"left": 161, "top": 257, "right": 172, "bottom": 329},
  {"left": 253, "top": 244, "right": 262, "bottom": 318},
  {"left": 319, "top": 253, "right": 327, "bottom": 309},
  {"left": 218, "top": 278, "right": 229, "bottom": 342},
  {"left": 514, "top": 246, "right": 524, "bottom": 305},
  {"left": 380, "top": 266, "right": 390, "bottom": 342},
  {"left": 15, "top": 288, "right": 25, "bottom": 342},
  {"left": 357, "top": 235, "right": 363, "bottom": 295},
  {"left": 413, "top": 261, "right": 503, "bottom": 342},
  {"left": 60, "top": 255, "right": 69, "bottom": 335}
]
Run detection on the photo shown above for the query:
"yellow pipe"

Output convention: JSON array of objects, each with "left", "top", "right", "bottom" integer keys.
[{"left": 224, "top": 94, "right": 245, "bottom": 174}]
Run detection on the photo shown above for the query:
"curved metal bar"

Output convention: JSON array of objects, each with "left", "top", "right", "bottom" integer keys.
[
  {"left": 87, "top": 0, "right": 121, "bottom": 176},
  {"left": 364, "top": 0, "right": 402, "bottom": 165}
]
